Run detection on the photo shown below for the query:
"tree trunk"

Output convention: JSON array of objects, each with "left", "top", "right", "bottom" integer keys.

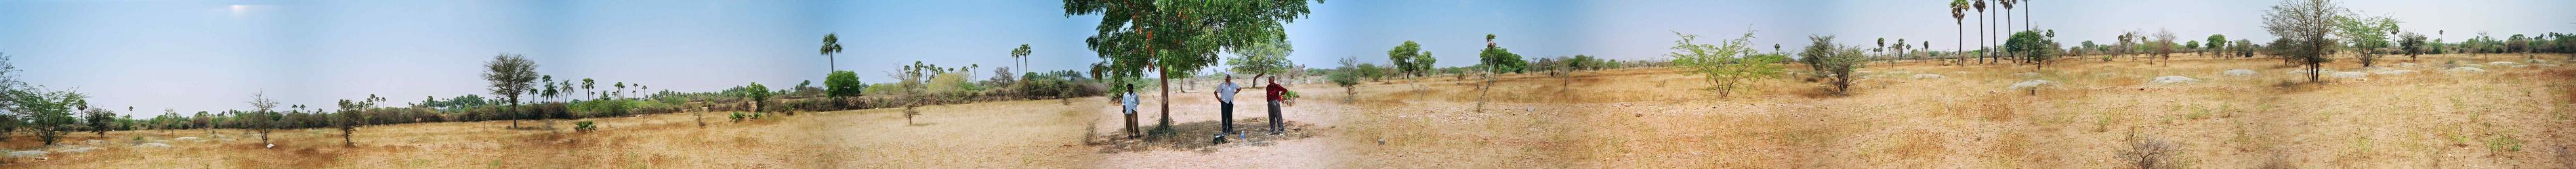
[{"left": 1159, "top": 68, "right": 1171, "bottom": 128}]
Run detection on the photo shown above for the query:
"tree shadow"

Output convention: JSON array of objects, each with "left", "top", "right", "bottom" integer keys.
[{"left": 1090, "top": 118, "right": 1318, "bottom": 154}]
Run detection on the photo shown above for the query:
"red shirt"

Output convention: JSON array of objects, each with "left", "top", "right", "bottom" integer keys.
[{"left": 1265, "top": 81, "right": 1285, "bottom": 101}]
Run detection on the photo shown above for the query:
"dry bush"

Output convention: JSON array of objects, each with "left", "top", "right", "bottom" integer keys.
[{"left": 2119, "top": 135, "right": 2180, "bottom": 169}]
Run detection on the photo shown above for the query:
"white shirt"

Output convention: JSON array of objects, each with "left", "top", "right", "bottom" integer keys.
[
  {"left": 1121, "top": 92, "right": 1139, "bottom": 114},
  {"left": 1216, "top": 82, "right": 1239, "bottom": 104}
]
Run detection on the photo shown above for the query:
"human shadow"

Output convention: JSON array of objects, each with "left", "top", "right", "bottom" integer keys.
[{"left": 1090, "top": 118, "right": 1317, "bottom": 154}]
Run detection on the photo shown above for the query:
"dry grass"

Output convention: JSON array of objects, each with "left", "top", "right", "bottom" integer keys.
[{"left": 9, "top": 53, "right": 2574, "bottom": 168}]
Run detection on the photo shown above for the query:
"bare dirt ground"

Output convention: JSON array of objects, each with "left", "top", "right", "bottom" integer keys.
[{"left": 9, "top": 53, "right": 2575, "bottom": 168}]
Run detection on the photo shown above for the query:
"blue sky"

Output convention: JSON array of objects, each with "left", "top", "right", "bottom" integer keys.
[{"left": 1, "top": 0, "right": 2567, "bottom": 116}]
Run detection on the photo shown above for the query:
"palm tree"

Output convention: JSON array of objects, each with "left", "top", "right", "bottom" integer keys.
[
  {"left": 820, "top": 33, "right": 844, "bottom": 71},
  {"left": 1010, "top": 44, "right": 1033, "bottom": 76},
  {"left": 1974, "top": 0, "right": 1989, "bottom": 64},
  {"left": 2001, "top": 0, "right": 2014, "bottom": 64},
  {"left": 1952, "top": 0, "right": 1969, "bottom": 65}
]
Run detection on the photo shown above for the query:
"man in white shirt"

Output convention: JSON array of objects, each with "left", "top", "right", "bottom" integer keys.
[
  {"left": 1121, "top": 84, "right": 1140, "bottom": 137},
  {"left": 1213, "top": 75, "right": 1241, "bottom": 135}
]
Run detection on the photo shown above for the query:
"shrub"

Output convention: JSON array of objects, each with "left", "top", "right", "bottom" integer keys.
[
  {"left": 573, "top": 120, "right": 596, "bottom": 132},
  {"left": 1667, "top": 31, "right": 1781, "bottom": 97},
  {"left": 728, "top": 112, "right": 747, "bottom": 122}
]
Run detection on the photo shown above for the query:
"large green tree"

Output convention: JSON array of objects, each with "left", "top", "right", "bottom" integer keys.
[
  {"left": 1064, "top": 0, "right": 1317, "bottom": 130},
  {"left": 2006, "top": 30, "right": 2060, "bottom": 71},
  {"left": 2205, "top": 34, "right": 2229, "bottom": 56},
  {"left": 1387, "top": 41, "right": 1434, "bottom": 76},
  {"left": 1479, "top": 34, "right": 1527, "bottom": 74},
  {"left": 827, "top": 70, "right": 865, "bottom": 97},
  {"left": 482, "top": 53, "right": 539, "bottom": 128}
]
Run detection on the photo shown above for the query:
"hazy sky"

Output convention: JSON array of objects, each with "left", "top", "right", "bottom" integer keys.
[{"left": 1, "top": 0, "right": 2567, "bottom": 116}]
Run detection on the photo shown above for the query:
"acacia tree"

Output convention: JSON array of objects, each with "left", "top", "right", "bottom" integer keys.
[
  {"left": 482, "top": 53, "right": 538, "bottom": 128},
  {"left": 1064, "top": 0, "right": 1316, "bottom": 132},
  {"left": 2399, "top": 32, "right": 2428, "bottom": 62},
  {"left": 2337, "top": 15, "right": 2398, "bottom": 68},
  {"left": 1667, "top": 31, "right": 1780, "bottom": 97},
  {"left": 2263, "top": 0, "right": 2344, "bottom": 82},
  {"left": 2153, "top": 28, "right": 2178, "bottom": 64},
  {"left": 1801, "top": 35, "right": 1869, "bottom": 95},
  {"left": 334, "top": 95, "right": 382, "bottom": 147},
  {"left": 8, "top": 87, "right": 84, "bottom": 145},
  {"left": 246, "top": 91, "right": 279, "bottom": 145},
  {"left": 82, "top": 105, "right": 115, "bottom": 138}
]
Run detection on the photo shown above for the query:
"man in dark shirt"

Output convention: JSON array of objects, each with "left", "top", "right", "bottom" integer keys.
[{"left": 1264, "top": 77, "right": 1287, "bottom": 135}]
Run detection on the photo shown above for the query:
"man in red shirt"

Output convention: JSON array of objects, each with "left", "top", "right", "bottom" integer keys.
[{"left": 1264, "top": 76, "right": 1287, "bottom": 135}]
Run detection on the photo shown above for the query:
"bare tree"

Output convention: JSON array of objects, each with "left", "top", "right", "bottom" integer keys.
[{"left": 2262, "top": 0, "right": 2344, "bottom": 82}]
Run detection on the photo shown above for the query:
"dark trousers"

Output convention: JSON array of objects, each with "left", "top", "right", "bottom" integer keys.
[
  {"left": 1220, "top": 103, "right": 1234, "bottom": 135},
  {"left": 1267, "top": 100, "right": 1283, "bottom": 134}
]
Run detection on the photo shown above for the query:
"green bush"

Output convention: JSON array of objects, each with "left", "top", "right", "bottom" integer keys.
[{"left": 573, "top": 120, "right": 596, "bottom": 132}]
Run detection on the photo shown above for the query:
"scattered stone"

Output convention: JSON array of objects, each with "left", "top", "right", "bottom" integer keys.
[
  {"left": 135, "top": 143, "right": 172, "bottom": 149},
  {"left": 2331, "top": 72, "right": 2368, "bottom": 79},
  {"left": 2372, "top": 70, "right": 2416, "bottom": 75},
  {"left": 54, "top": 147, "right": 99, "bottom": 153},
  {"left": 2150, "top": 76, "right": 2200, "bottom": 84},
  {"left": 2445, "top": 67, "right": 2488, "bottom": 74},
  {"left": 175, "top": 137, "right": 204, "bottom": 142},
  {"left": 2009, "top": 80, "right": 2056, "bottom": 89},
  {"left": 1910, "top": 74, "right": 1947, "bottom": 79},
  {"left": 5, "top": 151, "right": 45, "bottom": 158},
  {"left": 2224, "top": 69, "right": 2258, "bottom": 76},
  {"left": 2488, "top": 62, "right": 2518, "bottom": 66},
  {"left": 2512, "top": 65, "right": 2529, "bottom": 68}
]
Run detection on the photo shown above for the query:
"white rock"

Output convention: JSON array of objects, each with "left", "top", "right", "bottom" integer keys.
[
  {"left": 5, "top": 151, "right": 45, "bottom": 158},
  {"left": 2009, "top": 80, "right": 2056, "bottom": 89},
  {"left": 2224, "top": 69, "right": 2258, "bottom": 76},
  {"left": 1910, "top": 74, "right": 1947, "bottom": 79},
  {"left": 2526, "top": 59, "right": 2552, "bottom": 64},
  {"left": 54, "top": 147, "right": 99, "bottom": 153},
  {"left": 2488, "top": 62, "right": 2518, "bottom": 66},
  {"left": 2331, "top": 72, "right": 2368, "bottom": 79},
  {"left": 2372, "top": 70, "right": 2416, "bottom": 75},
  {"left": 174, "top": 137, "right": 204, "bottom": 142},
  {"left": 2446, "top": 67, "right": 2488, "bottom": 74},
  {"left": 2150, "top": 76, "right": 2200, "bottom": 84},
  {"left": 135, "top": 143, "right": 172, "bottom": 149}
]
